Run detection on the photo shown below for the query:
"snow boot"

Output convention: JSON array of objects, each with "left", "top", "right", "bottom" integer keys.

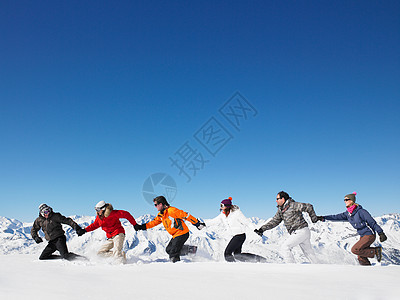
[
  {"left": 375, "top": 247, "right": 382, "bottom": 262},
  {"left": 180, "top": 245, "right": 197, "bottom": 256}
]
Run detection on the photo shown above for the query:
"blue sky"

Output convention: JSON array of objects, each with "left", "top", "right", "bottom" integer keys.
[{"left": 1, "top": 1, "right": 399, "bottom": 222}]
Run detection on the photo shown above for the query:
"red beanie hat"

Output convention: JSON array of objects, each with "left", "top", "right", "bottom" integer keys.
[{"left": 221, "top": 197, "right": 232, "bottom": 207}]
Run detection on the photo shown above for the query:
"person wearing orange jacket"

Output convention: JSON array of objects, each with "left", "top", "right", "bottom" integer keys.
[
  {"left": 81, "top": 200, "right": 137, "bottom": 262},
  {"left": 136, "top": 196, "right": 205, "bottom": 262}
]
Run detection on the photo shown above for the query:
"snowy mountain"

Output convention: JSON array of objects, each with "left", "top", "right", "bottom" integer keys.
[{"left": 1, "top": 213, "right": 399, "bottom": 265}]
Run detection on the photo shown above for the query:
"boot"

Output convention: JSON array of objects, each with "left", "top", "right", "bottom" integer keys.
[{"left": 375, "top": 247, "right": 382, "bottom": 263}]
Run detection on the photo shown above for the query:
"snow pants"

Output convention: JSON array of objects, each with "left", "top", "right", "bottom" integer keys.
[
  {"left": 98, "top": 233, "right": 125, "bottom": 261},
  {"left": 39, "top": 235, "right": 71, "bottom": 260},
  {"left": 351, "top": 234, "right": 377, "bottom": 266},
  {"left": 224, "top": 233, "right": 265, "bottom": 262},
  {"left": 224, "top": 233, "right": 246, "bottom": 262},
  {"left": 166, "top": 232, "right": 189, "bottom": 262},
  {"left": 281, "top": 227, "right": 318, "bottom": 264}
]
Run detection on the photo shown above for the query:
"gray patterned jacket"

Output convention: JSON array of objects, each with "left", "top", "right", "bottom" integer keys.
[{"left": 259, "top": 198, "right": 318, "bottom": 234}]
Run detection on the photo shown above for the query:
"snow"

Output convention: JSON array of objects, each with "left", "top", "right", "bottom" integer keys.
[
  {"left": 1, "top": 213, "right": 400, "bottom": 299},
  {"left": 1, "top": 254, "right": 400, "bottom": 300}
]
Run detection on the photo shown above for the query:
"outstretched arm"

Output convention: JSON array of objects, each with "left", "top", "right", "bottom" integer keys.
[
  {"left": 259, "top": 211, "right": 282, "bottom": 232},
  {"left": 53, "top": 213, "right": 81, "bottom": 231},
  {"left": 323, "top": 212, "right": 348, "bottom": 222},
  {"left": 115, "top": 210, "right": 137, "bottom": 226},
  {"left": 169, "top": 207, "right": 205, "bottom": 229},
  {"left": 145, "top": 214, "right": 162, "bottom": 229},
  {"left": 84, "top": 217, "right": 100, "bottom": 233},
  {"left": 297, "top": 202, "right": 318, "bottom": 223}
]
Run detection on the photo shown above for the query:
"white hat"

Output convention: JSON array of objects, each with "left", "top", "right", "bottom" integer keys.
[
  {"left": 95, "top": 200, "right": 106, "bottom": 211},
  {"left": 38, "top": 203, "right": 52, "bottom": 217},
  {"left": 38, "top": 203, "right": 48, "bottom": 211}
]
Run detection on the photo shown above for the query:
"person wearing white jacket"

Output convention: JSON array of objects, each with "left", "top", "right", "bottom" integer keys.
[{"left": 218, "top": 197, "right": 266, "bottom": 262}]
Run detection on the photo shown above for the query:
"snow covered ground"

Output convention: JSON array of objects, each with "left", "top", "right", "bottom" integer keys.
[
  {"left": 1, "top": 254, "right": 400, "bottom": 300},
  {"left": 1, "top": 213, "right": 400, "bottom": 299}
]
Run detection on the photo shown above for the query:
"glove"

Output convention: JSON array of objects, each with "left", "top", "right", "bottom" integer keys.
[
  {"left": 316, "top": 216, "right": 324, "bottom": 222},
  {"left": 254, "top": 229, "right": 263, "bottom": 237},
  {"left": 379, "top": 232, "right": 387, "bottom": 243},
  {"left": 76, "top": 227, "right": 86, "bottom": 236},
  {"left": 194, "top": 220, "right": 206, "bottom": 230},
  {"left": 34, "top": 236, "right": 43, "bottom": 244},
  {"left": 134, "top": 224, "right": 147, "bottom": 231}
]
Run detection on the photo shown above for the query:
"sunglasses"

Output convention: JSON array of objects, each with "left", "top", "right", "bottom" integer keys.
[
  {"left": 276, "top": 197, "right": 282, "bottom": 200},
  {"left": 95, "top": 207, "right": 105, "bottom": 212},
  {"left": 154, "top": 203, "right": 160, "bottom": 207},
  {"left": 344, "top": 199, "right": 352, "bottom": 202}
]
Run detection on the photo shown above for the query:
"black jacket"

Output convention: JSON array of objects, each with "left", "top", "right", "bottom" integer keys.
[{"left": 31, "top": 212, "right": 80, "bottom": 241}]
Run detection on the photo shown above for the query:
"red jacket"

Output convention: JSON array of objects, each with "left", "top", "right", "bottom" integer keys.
[{"left": 85, "top": 204, "right": 137, "bottom": 239}]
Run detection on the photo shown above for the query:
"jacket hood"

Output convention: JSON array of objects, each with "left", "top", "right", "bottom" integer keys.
[{"left": 104, "top": 203, "right": 114, "bottom": 217}]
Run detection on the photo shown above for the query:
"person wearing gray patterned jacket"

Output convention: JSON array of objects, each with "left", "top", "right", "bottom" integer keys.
[{"left": 254, "top": 191, "right": 319, "bottom": 263}]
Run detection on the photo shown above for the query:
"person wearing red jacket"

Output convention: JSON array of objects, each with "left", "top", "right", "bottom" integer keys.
[
  {"left": 135, "top": 196, "right": 205, "bottom": 262},
  {"left": 82, "top": 201, "right": 137, "bottom": 262}
]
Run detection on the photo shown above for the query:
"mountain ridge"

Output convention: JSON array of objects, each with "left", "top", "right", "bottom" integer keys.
[{"left": 1, "top": 213, "right": 399, "bottom": 265}]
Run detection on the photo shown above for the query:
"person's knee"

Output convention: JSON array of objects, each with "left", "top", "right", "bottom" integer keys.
[
  {"left": 225, "top": 255, "right": 235, "bottom": 262},
  {"left": 61, "top": 252, "right": 70, "bottom": 259},
  {"left": 97, "top": 248, "right": 110, "bottom": 256},
  {"left": 224, "top": 251, "right": 235, "bottom": 262},
  {"left": 351, "top": 245, "right": 360, "bottom": 255}
]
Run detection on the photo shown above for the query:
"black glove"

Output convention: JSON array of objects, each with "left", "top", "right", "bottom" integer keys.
[
  {"left": 194, "top": 220, "right": 206, "bottom": 230},
  {"left": 76, "top": 227, "right": 86, "bottom": 236},
  {"left": 379, "top": 232, "right": 387, "bottom": 243},
  {"left": 254, "top": 228, "right": 263, "bottom": 237},
  {"left": 34, "top": 236, "right": 43, "bottom": 244},
  {"left": 316, "top": 216, "right": 324, "bottom": 222},
  {"left": 134, "top": 224, "right": 147, "bottom": 231}
]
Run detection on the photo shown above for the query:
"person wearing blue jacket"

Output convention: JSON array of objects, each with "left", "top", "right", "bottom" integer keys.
[{"left": 317, "top": 192, "right": 387, "bottom": 265}]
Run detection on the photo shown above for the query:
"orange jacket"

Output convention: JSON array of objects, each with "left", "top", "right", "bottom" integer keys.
[{"left": 145, "top": 206, "right": 198, "bottom": 238}]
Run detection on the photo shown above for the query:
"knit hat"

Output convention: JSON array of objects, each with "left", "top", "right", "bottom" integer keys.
[
  {"left": 344, "top": 192, "right": 357, "bottom": 202},
  {"left": 221, "top": 197, "right": 232, "bottom": 207}
]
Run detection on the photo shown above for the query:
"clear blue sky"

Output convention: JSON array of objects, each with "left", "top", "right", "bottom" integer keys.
[{"left": 1, "top": 1, "right": 399, "bottom": 222}]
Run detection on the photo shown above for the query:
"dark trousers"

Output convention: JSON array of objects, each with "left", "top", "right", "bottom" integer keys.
[
  {"left": 39, "top": 235, "right": 71, "bottom": 260},
  {"left": 351, "top": 234, "right": 377, "bottom": 266},
  {"left": 224, "top": 233, "right": 246, "bottom": 262},
  {"left": 224, "top": 233, "right": 266, "bottom": 263},
  {"left": 166, "top": 232, "right": 189, "bottom": 262}
]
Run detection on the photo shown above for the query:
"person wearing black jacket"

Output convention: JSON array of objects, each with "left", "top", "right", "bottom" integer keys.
[{"left": 31, "top": 203, "right": 86, "bottom": 260}]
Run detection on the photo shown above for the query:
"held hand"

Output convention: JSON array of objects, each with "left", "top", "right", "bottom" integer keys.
[
  {"left": 76, "top": 227, "right": 86, "bottom": 236},
  {"left": 134, "top": 224, "right": 147, "bottom": 231},
  {"left": 254, "top": 229, "right": 263, "bottom": 237},
  {"left": 34, "top": 236, "right": 43, "bottom": 244},
  {"left": 379, "top": 232, "right": 387, "bottom": 243},
  {"left": 194, "top": 220, "right": 206, "bottom": 230},
  {"left": 316, "top": 216, "right": 324, "bottom": 222}
]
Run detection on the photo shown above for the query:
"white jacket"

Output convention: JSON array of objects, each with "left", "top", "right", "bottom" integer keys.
[{"left": 217, "top": 206, "right": 252, "bottom": 236}]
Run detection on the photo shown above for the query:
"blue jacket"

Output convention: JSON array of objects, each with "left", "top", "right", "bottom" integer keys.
[{"left": 323, "top": 205, "right": 383, "bottom": 237}]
